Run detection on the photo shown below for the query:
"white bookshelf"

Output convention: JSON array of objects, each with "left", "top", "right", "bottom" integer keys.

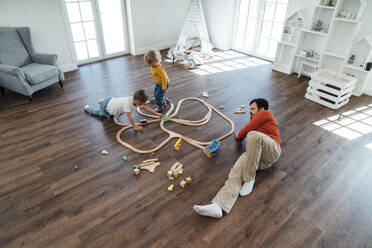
[
  {"left": 273, "top": 0, "right": 370, "bottom": 97},
  {"left": 342, "top": 36, "right": 372, "bottom": 96},
  {"left": 273, "top": 11, "right": 304, "bottom": 74}
]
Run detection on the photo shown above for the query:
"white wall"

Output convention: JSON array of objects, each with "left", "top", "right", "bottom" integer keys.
[
  {"left": 0, "top": 0, "right": 77, "bottom": 72},
  {"left": 125, "top": 0, "right": 189, "bottom": 55},
  {"left": 202, "top": 0, "right": 237, "bottom": 50}
]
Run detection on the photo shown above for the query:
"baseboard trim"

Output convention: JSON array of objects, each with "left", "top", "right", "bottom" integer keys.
[
  {"left": 363, "top": 87, "right": 372, "bottom": 96},
  {"left": 133, "top": 42, "right": 176, "bottom": 56},
  {"left": 60, "top": 63, "right": 78, "bottom": 72}
]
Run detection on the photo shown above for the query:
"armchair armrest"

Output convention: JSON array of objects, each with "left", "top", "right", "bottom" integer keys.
[
  {"left": 0, "top": 64, "right": 25, "bottom": 79},
  {"left": 31, "top": 53, "right": 57, "bottom": 66}
]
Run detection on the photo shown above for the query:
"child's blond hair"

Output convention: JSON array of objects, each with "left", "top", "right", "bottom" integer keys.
[{"left": 144, "top": 49, "right": 162, "bottom": 66}]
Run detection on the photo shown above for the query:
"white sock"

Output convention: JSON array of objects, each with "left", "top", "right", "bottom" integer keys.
[
  {"left": 84, "top": 105, "right": 89, "bottom": 112},
  {"left": 239, "top": 180, "right": 255, "bottom": 196},
  {"left": 193, "top": 202, "right": 222, "bottom": 218}
]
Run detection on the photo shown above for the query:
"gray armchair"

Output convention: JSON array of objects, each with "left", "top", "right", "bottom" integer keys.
[{"left": 0, "top": 27, "right": 65, "bottom": 101}]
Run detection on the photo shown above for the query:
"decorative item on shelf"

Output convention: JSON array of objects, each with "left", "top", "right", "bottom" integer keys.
[
  {"left": 366, "top": 62, "right": 372, "bottom": 71},
  {"left": 312, "top": 20, "right": 324, "bottom": 32},
  {"left": 338, "top": 10, "right": 347, "bottom": 18},
  {"left": 360, "top": 62, "right": 365, "bottom": 68},
  {"left": 348, "top": 55, "right": 355, "bottom": 64},
  {"left": 326, "top": 0, "right": 335, "bottom": 7}
]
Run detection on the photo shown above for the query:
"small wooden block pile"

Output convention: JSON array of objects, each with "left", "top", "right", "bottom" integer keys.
[{"left": 167, "top": 162, "right": 192, "bottom": 191}]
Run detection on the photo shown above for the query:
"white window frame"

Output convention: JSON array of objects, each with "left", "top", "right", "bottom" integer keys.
[{"left": 59, "top": 0, "right": 130, "bottom": 65}]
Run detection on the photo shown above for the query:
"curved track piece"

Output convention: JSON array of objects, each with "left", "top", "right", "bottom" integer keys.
[{"left": 115, "top": 98, "right": 235, "bottom": 155}]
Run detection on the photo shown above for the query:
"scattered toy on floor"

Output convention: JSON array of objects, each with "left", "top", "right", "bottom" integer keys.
[
  {"left": 179, "top": 180, "right": 187, "bottom": 188},
  {"left": 202, "top": 91, "right": 209, "bottom": 98},
  {"left": 204, "top": 139, "right": 221, "bottom": 158},
  {"left": 74, "top": 165, "right": 79, "bottom": 171},
  {"left": 133, "top": 165, "right": 141, "bottom": 175},
  {"left": 174, "top": 137, "right": 182, "bottom": 151},
  {"left": 178, "top": 168, "right": 183, "bottom": 175},
  {"left": 186, "top": 176, "right": 192, "bottom": 184},
  {"left": 140, "top": 119, "right": 148, "bottom": 124},
  {"left": 234, "top": 110, "right": 245, "bottom": 114},
  {"left": 168, "top": 162, "right": 183, "bottom": 180},
  {"left": 239, "top": 105, "right": 245, "bottom": 109},
  {"left": 122, "top": 155, "right": 127, "bottom": 161},
  {"left": 102, "top": 150, "right": 109, "bottom": 155},
  {"left": 139, "top": 158, "right": 161, "bottom": 173},
  {"left": 168, "top": 184, "right": 174, "bottom": 192},
  {"left": 173, "top": 171, "right": 180, "bottom": 179},
  {"left": 219, "top": 106, "right": 224, "bottom": 109}
]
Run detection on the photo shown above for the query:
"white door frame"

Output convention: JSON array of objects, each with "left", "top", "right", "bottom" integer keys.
[{"left": 59, "top": 0, "right": 130, "bottom": 66}]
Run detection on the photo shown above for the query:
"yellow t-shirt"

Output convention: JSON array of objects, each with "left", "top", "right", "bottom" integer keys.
[{"left": 151, "top": 64, "right": 169, "bottom": 90}]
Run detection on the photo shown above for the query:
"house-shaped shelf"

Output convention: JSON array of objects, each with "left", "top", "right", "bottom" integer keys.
[
  {"left": 281, "top": 11, "right": 305, "bottom": 45},
  {"left": 343, "top": 35, "right": 372, "bottom": 96},
  {"left": 336, "top": 0, "right": 366, "bottom": 22},
  {"left": 346, "top": 36, "right": 372, "bottom": 68}
]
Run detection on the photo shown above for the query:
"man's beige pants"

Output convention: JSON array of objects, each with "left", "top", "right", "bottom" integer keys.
[{"left": 212, "top": 131, "right": 281, "bottom": 214}]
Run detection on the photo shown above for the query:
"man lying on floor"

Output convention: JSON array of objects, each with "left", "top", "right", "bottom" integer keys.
[{"left": 193, "top": 98, "right": 282, "bottom": 218}]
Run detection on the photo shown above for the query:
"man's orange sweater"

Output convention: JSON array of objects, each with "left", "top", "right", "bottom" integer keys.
[{"left": 236, "top": 110, "right": 281, "bottom": 146}]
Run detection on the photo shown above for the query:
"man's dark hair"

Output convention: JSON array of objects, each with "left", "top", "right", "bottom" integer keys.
[
  {"left": 133, "top": 90, "right": 148, "bottom": 103},
  {"left": 250, "top": 98, "right": 269, "bottom": 110}
]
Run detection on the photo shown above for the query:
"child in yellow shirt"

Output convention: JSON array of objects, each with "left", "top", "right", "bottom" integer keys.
[{"left": 144, "top": 49, "right": 169, "bottom": 112}]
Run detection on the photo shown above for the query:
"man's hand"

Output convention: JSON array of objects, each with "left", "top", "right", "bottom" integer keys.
[
  {"left": 235, "top": 132, "right": 241, "bottom": 141},
  {"left": 134, "top": 125, "right": 143, "bottom": 132}
]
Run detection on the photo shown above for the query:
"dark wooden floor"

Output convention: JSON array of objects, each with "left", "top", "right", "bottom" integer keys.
[{"left": 1, "top": 50, "right": 372, "bottom": 248}]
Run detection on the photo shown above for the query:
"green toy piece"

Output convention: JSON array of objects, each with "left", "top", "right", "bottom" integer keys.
[
  {"left": 74, "top": 165, "right": 79, "bottom": 171},
  {"left": 133, "top": 165, "right": 140, "bottom": 169},
  {"left": 161, "top": 115, "right": 170, "bottom": 122},
  {"left": 178, "top": 168, "right": 183, "bottom": 175},
  {"left": 102, "top": 150, "right": 109, "bottom": 155},
  {"left": 168, "top": 184, "right": 174, "bottom": 192},
  {"left": 122, "top": 155, "right": 127, "bottom": 161}
]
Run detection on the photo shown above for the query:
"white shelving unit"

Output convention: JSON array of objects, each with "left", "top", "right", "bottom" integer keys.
[
  {"left": 273, "top": 11, "right": 305, "bottom": 74},
  {"left": 342, "top": 36, "right": 372, "bottom": 96},
  {"left": 273, "top": 0, "right": 370, "bottom": 98}
]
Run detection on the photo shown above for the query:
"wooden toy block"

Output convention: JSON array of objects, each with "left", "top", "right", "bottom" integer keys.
[
  {"left": 133, "top": 168, "right": 140, "bottom": 175},
  {"left": 140, "top": 162, "right": 161, "bottom": 173},
  {"left": 234, "top": 110, "right": 245, "bottom": 114},
  {"left": 179, "top": 180, "right": 186, "bottom": 188},
  {"left": 239, "top": 105, "right": 245, "bottom": 109},
  {"left": 186, "top": 176, "right": 192, "bottom": 184},
  {"left": 202, "top": 91, "right": 209, "bottom": 98},
  {"left": 219, "top": 106, "right": 224, "bottom": 109},
  {"left": 173, "top": 171, "right": 179, "bottom": 179},
  {"left": 167, "top": 170, "right": 173, "bottom": 177}
]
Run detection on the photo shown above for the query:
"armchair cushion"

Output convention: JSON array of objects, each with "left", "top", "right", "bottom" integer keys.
[
  {"left": 31, "top": 53, "right": 58, "bottom": 66},
  {"left": 0, "top": 27, "right": 32, "bottom": 67},
  {"left": 21, "top": 63, "right": 58, "bottom": 85}
]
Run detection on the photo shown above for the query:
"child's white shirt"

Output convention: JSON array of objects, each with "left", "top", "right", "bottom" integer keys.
[{"left": 106, "top": 96, "right": 135, "bottom": 118}]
